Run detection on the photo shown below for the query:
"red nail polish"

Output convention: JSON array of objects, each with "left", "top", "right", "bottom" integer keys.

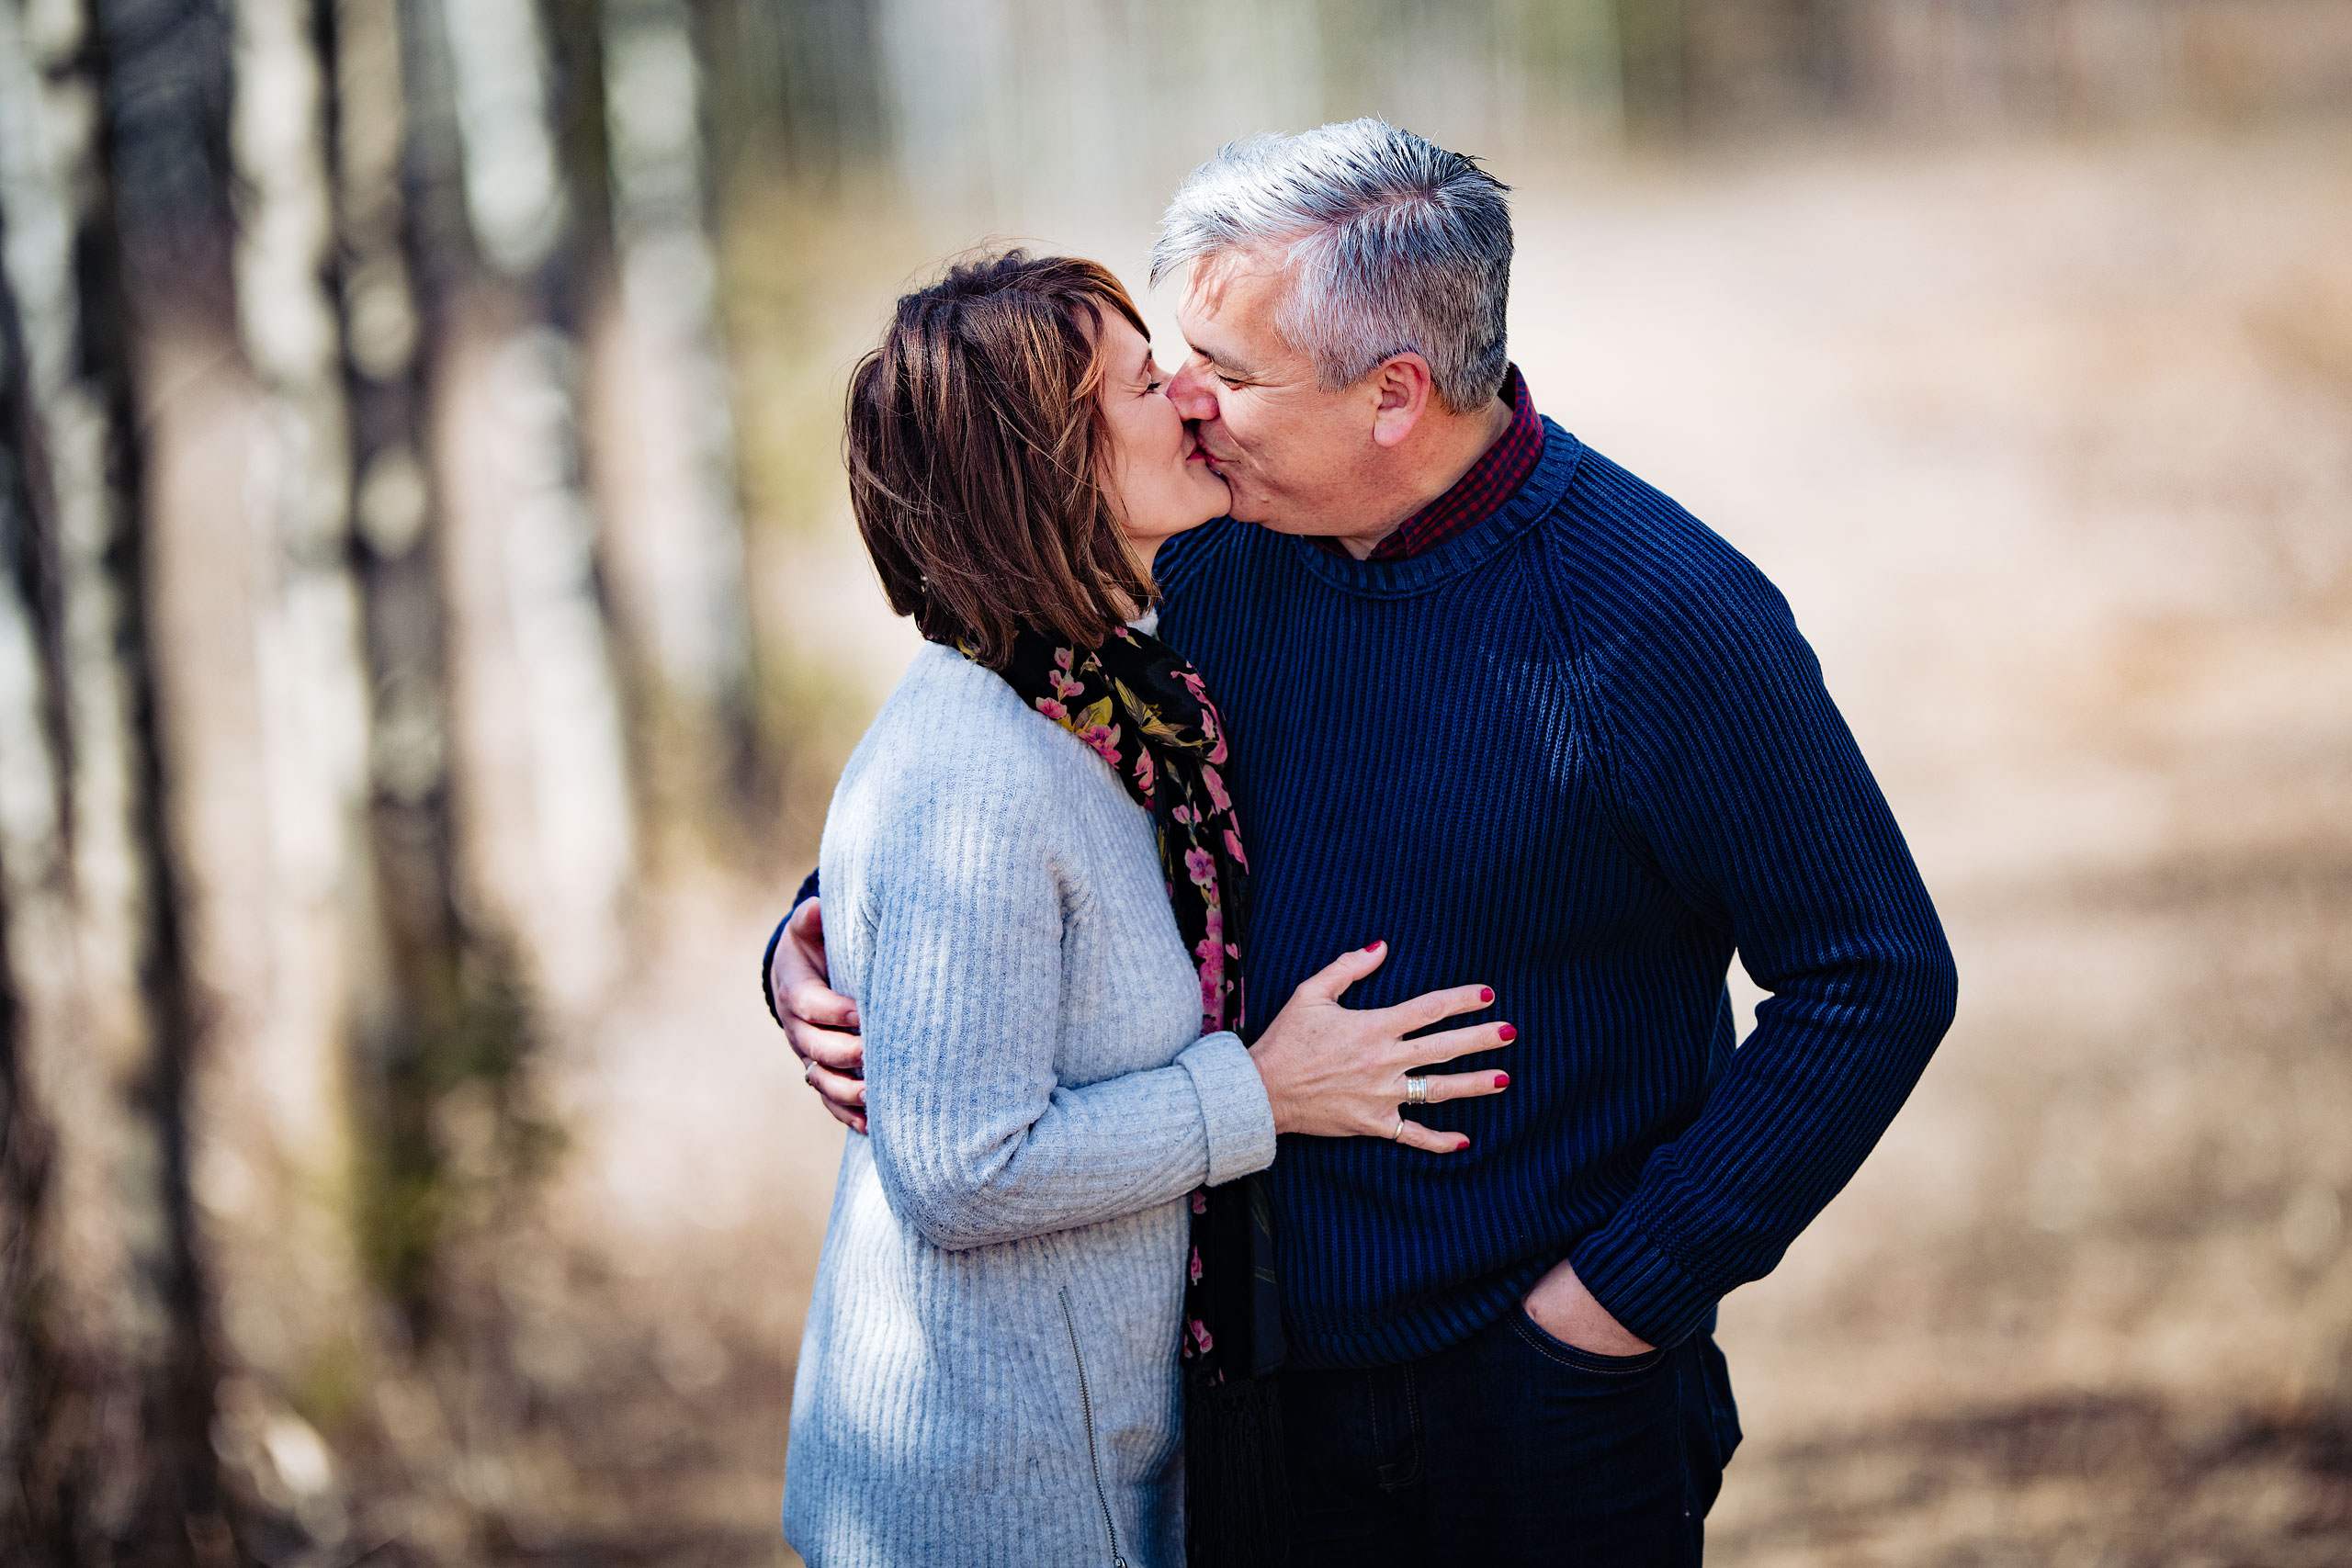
[
  {"left": 1455, "top": 1136, "right": 1472, "bottom": 1151},
  {"left": 1495, "top": 1072, "right": 1510, "bottom": 1089},
  {"left": 1498, "top": 1023, "right": 1518, "bottom": 1043},
  {"left": 1364, "top": 940, "right": 1383, "bottom": 953},
  {"left": 1479, "top": 986, "right": 1494, "bottom": 1004}
]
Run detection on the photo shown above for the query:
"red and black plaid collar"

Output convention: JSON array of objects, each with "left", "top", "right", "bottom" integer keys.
[{"left": 1319, "top": 363, "right": 1543, "bottom": 563}]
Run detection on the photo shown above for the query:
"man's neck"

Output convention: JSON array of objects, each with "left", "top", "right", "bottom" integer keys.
[{"left": 1330, "top": 393, "right": 1517, "bottom": 561}]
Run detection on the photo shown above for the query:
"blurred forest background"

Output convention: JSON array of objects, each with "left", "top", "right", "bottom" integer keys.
[{"left": 3, "top": 1, "right": 2350, "bottom": 1564}]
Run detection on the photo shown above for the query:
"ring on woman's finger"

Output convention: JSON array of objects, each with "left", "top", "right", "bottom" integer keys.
[
  {"left": 1391, "top": 1115, "right": 1407, "bottom": 1141},
  {"left": 1404, "top": 1075, "right": 1430, "bottom": 1106},
  {"left": 804, "top": 1061, "right": 819, "bottom": 1087}
]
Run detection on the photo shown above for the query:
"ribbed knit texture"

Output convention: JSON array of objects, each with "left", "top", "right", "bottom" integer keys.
[
  {"left": 784, "top": 643, "right": 1279, "bottom": 1568},
  {"left": 1150, "top": 420, "right": 1958, "bottom": 1368}
]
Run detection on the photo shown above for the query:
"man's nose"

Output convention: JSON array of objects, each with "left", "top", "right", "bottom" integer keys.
[{"left": 1164, "top": 362, "right": 1220, "bottom": 423}]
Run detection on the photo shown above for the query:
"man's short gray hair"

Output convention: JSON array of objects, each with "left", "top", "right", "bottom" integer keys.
[{"left": 1150, "top": 118, "right": 1512, "bottom": 413}]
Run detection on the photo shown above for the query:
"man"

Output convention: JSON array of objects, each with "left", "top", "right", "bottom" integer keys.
[{"left": 769, "top": 119, "right": 1957, "bottom": 1563}]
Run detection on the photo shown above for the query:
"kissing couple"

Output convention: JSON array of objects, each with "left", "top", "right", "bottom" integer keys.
[{"left": 763, "top": 118, "right": 1957, "bottom": 1568}]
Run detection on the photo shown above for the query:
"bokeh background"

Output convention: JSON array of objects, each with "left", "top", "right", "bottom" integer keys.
[{"left": 3, "top": 2, "right": 2350, "bottom": 1563}]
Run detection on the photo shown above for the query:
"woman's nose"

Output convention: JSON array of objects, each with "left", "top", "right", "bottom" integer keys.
[{"left": 1164, "top": 364, "right": 1220, "bottom": 423}]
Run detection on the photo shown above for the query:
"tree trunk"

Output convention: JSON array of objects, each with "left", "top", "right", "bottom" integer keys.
[
  {"left": 94, "top": 0, "right": 392, "bottom": 1550},
  {"left": 320, "top": 0, "right": 481, "bottom": 1355},
  {"left": 412, "top": 0, "right": 637, "bottom": 1016},
  {"left": 586, "top": 0, "right": 758, "bottom": 852},
  {"left": 0, "top": 1, "right": 252, "bottom": 1559},
  {"left": 0, "top": 129, "right": 73, "bottom": 1561},
  {"left": 0, "top": 1, "right": 237, "bottom": 1560}
]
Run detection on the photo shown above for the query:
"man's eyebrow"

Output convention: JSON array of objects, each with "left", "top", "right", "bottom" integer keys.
[{"left": 1186, "top": 339, "right": 1249, "bottom": 375}]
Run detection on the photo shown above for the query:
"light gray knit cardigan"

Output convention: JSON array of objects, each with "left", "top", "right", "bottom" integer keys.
[{"left": 783, "top": 642, "right": 1278, "bottom": 1568}]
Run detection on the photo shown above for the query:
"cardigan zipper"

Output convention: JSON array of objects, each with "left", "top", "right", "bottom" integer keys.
[{"left": 1058, "top": 1286, "right": 1129, "bottom": 1568}]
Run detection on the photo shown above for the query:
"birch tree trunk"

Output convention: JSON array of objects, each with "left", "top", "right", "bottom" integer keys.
[
  {"left": 66, "top": 1, "right": 395, "bottom": 1550},
  {"left": 586, "top": 0, "right": 756, "bottom": 847},
  {"left": 320, "top": 0, "right": 485, "bottom": 1357},
  {"left": 0, "top": 161, "right": 72, "bottom": 1561},
  {"left": 0, "top": 0, "right": 243, "bottom": 1556},
  {"left": 85, "top": 0, "right": 248, "bottom": 1550},
  {"left": 330, "top": 19, "right": 564, "bottom": 1508},
  {"left": 413, "top": 0, "right": 637, "bottom": 1016},
  {"left": 220, "top": 0, "right": 380, "bottom": 1346}
]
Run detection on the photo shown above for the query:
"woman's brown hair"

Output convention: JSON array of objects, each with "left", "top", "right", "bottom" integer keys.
[{"left": 844, "top": 250, "right": 1158, "bottom": 669}]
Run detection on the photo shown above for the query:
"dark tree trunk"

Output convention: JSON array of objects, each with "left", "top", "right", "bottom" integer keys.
[
  {"left": 81, "top": 0, "right": 243, "bottom": 1558},
  {"left": 0, "top": 175, "right": 73, "bottom": 1568},
  {"left": 2, "top": 0, "right": 234, "bottom": 1559},
  {"left": 320, "top": 0, "right": 492, "bottom": 1343}
]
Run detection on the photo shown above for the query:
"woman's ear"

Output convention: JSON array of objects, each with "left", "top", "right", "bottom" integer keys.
[{"left": 1369, "top": 354, "right": 1435, "bottom": 449}]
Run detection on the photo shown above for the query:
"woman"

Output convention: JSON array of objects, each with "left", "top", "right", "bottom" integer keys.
[{"left": 782, "top": 253, "right": 1515, "bottom": 1568}]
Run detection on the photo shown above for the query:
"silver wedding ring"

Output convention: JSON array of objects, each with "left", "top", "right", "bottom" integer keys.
[
  {"left": 1391, "top": 1115, "right": 1408, "bottom": 1141},
  {"left": 804, "top": 1061, "right": 820, "bottom": 1087},
  {"left": 1404, "top": 1075, "right": 1430, "bottom": 1106}
]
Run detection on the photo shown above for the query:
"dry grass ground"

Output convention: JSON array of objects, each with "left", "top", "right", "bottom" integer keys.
[{"left": 472, "top": 126, "right": 2352, "bottom": 1566}]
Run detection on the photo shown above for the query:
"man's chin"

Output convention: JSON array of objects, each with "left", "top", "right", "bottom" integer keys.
[
  {"left": 1217, "top": 490, "right": 1275, "bottom": 527},
  {"left": 1205, "top": 476, "right": 1311, "bottom": 531}
]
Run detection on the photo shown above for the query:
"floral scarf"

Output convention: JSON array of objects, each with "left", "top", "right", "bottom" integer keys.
[
  {"left": 965, "top": 622, "right": 1288, "bottom": 1567},
  {"left": 1014, "top": 626, "right": 1248, "bottom": 1032}
]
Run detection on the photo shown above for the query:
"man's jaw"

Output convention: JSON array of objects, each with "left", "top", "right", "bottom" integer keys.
[
  {"left": 1223, "top": 487, "right": 1279, "bottom": 526},
  {"left": 1183, "top": 425, "right": 1280, "bottom": 525}
]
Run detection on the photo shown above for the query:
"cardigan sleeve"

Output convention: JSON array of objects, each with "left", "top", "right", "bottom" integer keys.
[
  {"left": 1566, "top": 544, "right": 1958, "bottom": 1347},
  {"left": 757, "top": 869, "right": 826, "bottom": 1030},
  {"left": 854, "top": 764, "right": 1274, "bottom": 1251}
]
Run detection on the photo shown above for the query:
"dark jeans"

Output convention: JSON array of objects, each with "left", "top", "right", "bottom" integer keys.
[{"left": 1279, "top": 1308, "right": 1741, "bottom": 1566}]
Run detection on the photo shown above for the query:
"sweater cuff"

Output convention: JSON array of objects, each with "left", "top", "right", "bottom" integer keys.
[
  {"left": 1177, "top": 1032, "right": 1276, "bottom": 1189},
  {"left": 760, "top": 870, "right": 823, "bottom": 1030},
  {"left": 759, "top": 915, "right": 790, "bottom": 1029},
  {"left": 1567, "top": 1209, "right": 1720, "bottom": 1350}
]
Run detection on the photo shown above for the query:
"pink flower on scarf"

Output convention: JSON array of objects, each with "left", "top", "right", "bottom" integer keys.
[
  {"left": 1183, "top": 847, "right": 1216, "bottom": 887},
  {"left": 1202, "top": 765, "right": 1232, "bottom": 814},
  {"left": 1078, "top": 723, "right": 1120, "bottom": 767}
]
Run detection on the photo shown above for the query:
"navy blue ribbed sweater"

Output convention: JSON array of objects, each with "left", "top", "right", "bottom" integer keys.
[
  {"left": 793, "top": 419, "right": 1957, "bottom": 1369},
  {"left": 1153, "top": 419, "right": 1952, "bottom": 1367}
]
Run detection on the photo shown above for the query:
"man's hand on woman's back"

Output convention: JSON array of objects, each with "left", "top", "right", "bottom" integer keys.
[{"left": 775, "top": 897, "right": 869, "bottom": 1134}]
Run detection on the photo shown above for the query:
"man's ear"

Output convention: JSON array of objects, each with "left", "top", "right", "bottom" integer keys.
[{"left": 1369, "top": 354, "right": 1435, "bottom": 449}]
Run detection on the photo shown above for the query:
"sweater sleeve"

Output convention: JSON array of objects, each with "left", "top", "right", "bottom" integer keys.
[
  {"left": 855, "top": 775, "right": 1275, "bottom": 1252},
  {"left": 757, "top": 869, "right": 826, "bottom": 1030},
  {"left": 1566, "top": 547, "right": 1958, "bottom": 1347}
]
